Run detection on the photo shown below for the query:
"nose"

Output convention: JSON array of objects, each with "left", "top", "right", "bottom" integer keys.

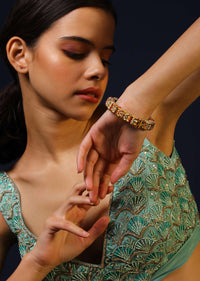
[{"left": 84, "top": 53, "right": 107, "bottom": 81}]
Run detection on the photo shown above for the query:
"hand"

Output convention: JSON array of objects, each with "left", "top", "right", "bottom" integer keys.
[
  {"left": 77, "top": 110, "right": 146, "bottom": 203},
  {"left": 28, "top": 183, "right": 110, "bottom": 272}
]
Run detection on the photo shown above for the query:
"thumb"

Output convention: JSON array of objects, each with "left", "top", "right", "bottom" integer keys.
[{"left": 85, "top": 216, "right": 110, "bottom": 247}]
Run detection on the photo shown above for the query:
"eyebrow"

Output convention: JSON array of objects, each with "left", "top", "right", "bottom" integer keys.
[{"left": 60, "top": 36, "right": 116, "bottom": 52}]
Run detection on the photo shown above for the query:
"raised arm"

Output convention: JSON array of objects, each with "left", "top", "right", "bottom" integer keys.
[
  {"left": 118, "top": 17, "right": 200, "bottom": 118},
  {"left": 77, "top": 18, "right": 200, "bottom": 203}
]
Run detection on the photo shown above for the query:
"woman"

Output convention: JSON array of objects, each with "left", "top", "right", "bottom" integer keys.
[
  {"left": 0, "top": 1, "right": 116, "bottom": 280},
  {"left": 0, "top": 1, "right": 199, "bottom": 280}
]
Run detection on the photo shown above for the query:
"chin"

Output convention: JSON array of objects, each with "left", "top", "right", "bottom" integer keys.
[
  {"left": 73, "top": 106, "right": 100, "bottom": 121},
  {"left": 69, "top": 110, "right": 95, "bottom": 122},
  {"left": 62, "top": 105, "right": 104, "bottom": 122}
]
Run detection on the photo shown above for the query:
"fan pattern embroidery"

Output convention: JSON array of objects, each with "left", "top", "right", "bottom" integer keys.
[{"left": 0, "top": 139, "right": 199, "bottom": 281}]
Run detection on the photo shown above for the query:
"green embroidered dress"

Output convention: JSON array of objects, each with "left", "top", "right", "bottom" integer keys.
[{"left": 0, "top": 139, "right": 199, "bottom": 280}]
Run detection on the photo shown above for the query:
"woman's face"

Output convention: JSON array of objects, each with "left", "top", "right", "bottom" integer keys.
[{"left": 26, "top": 7, "right": 115, "bottom": 120}]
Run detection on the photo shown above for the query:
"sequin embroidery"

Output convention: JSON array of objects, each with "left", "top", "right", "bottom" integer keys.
[{"left": 0, "top": 139, "right": 199, "bottom": 280}]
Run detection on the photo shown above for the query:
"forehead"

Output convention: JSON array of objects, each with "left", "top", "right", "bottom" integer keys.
[{"left": 43, "top": 7, "right": 116, "bottom": 45}]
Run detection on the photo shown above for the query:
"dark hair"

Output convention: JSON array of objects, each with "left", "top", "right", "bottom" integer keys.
[{"left": 0, "top": 0, "right": 116, "bottom": 164}]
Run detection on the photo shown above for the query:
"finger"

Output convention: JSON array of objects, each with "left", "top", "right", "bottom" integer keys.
[
  {"left": 98, "top": 163, "right": 116, "bottom": 199},
  {"left": 72, "top": 183, "right": 87, "bottom": 196},
  {"left": 84, "top": 216, "right": 110, "bottom": 246},
  {"left": 55, "top": 196, "right": 93, "bottom": 217},
  {"left": 110, "top": 154, "right": 136, "bottom": 183},
  {"left": 84, "top": 149, "right": 99, "bottom": 190},
  {"left": 98, "top": 183, "right": 114, "bottom": 200},
  {"left": 72, "top": 183, "right": 90, "bottom": 197},
  {"left": 99, "top": 177, "right": 111, "bottom": 199},
  {"left": 89, "top": 158, "right": 105, "bottom": 203},
  {"left": 77, "top": 133, "right": 93, "bottom": 173},
  {"left": 45, "top": 216, "right": 89, "bottom": 238},
  {"left": 92, "top": 160, "right": 115, "bottom": 200},
  {"left": 108, "top": 185, "right": 114, "bottom": 194}
]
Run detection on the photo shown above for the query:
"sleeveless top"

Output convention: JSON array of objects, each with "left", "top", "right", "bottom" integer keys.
[{"left": 0, "top": 138, "right": 199, "bottom": 281}]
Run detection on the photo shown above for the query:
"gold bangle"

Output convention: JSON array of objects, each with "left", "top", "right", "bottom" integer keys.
[{"left": 105, "top": 97, "right": 155, "bottom": 131}]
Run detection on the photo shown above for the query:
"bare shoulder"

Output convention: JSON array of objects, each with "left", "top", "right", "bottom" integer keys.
[
  {"left": 162, "top": 242, "right": 200, "bottom": 281},
  {"left": 0, "top": 211, "right": 16, "bottom": 273}
]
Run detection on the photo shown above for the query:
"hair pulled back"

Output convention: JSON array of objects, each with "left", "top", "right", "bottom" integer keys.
[{"left": 0, "top": 0, "right": 116, "bottom": 164}]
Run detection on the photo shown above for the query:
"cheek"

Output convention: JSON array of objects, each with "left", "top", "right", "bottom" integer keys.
[{"left": 29, "top": 50, "right": 80, "bottom": 94}]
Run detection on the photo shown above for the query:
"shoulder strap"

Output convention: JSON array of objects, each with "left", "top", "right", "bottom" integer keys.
[
  {"left": 0, "top": 172, "right": 37, "bottom": 257},
  {"left": 0, "top": 172, "right": 21, "bottom": 235}
]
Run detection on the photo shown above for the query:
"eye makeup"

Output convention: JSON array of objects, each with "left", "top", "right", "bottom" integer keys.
[
  {"left": 63, "top": 50, "right": 88, "bottom": 60},
  {"left": 100, "top": 49, "right": 114, "bottom": 66},
  {"left": 59, "top": 36, "right": 115, "bottom": 64},
  {"left": 59, "top": 36, "right": 115, "bottom": 52}
]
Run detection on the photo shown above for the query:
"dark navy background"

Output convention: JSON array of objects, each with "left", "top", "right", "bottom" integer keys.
[{"left": 0, "top": 0, "right": 199, "bottom": 279}]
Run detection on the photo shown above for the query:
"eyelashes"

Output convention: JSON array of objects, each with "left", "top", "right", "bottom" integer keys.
[
  {"left": 63, "top": 50, "right": 86, "bottom": 60},
  {"left": 63, "top": 50, "right": 111, "bottom": 66},
  {"left": 102, "top": 59, "right": 111, "bottom": 66}
]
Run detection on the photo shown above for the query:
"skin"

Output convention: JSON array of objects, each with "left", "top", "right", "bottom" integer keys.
[
  {"left": 0, "top": 7, "right": 115, "bottom": 280},
  {"left": 78, "top": 17, "right": 200, "bottom": 195},
  {"left": 5, "top": 7, "right": 115, "bottom": 237},
  {"left": 0, "top": 7, "right": 199, "bottom": 280},
  {"left": 77, "top": 17, "right": 200, "bottom": 279}
]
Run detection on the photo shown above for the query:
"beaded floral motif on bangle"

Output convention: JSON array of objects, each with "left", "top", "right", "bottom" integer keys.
[{"left": 105, "top": 97, "right": 155, "bottom": 130}]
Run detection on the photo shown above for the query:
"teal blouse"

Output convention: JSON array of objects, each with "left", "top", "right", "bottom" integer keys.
[{"left": 0, "top": 138, "right": 199, "bottom": 281}]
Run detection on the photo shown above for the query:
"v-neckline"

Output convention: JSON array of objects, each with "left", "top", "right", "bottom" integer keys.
[{"left": 3, "top": 171, "right": 114, "bottom": 268}]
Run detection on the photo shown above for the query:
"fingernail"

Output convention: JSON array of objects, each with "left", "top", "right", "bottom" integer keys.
[
  {"left": 83, "top": 231, "right": 90, "bottom": 237},
  {"left": 77, "top": 168, "right": 82, "bottom": 174}
]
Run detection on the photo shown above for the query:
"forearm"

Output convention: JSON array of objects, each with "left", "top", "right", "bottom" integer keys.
[
  {"left": 159, "top": 68, "right": 200, "bottom": 119},
  {"left": 7, "top": 253, "right": 52, "bottom": 281},
  {"left": 118, "top": 17, "right": 200, "bottom": 117}
]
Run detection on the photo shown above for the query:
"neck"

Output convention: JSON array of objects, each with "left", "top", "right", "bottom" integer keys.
[
  {"left": 22, "top": 97, "right": 90, "bottom": 164},
  {"left": 27, "top": 117, "right": 88, "bottom": 157},
  {"left": 10, "top": 78, "right": 97, "bottom": 180}
]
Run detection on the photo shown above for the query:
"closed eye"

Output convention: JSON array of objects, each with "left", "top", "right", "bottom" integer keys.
[
  {"left": 63, "top": 50, "right": 112, "bottom": 67},
  {"left": 63, "top": 50, "right": 87, "bottom": 60},
  {"left": 102, "top": 59, "right": 111, "bottom": 67}
]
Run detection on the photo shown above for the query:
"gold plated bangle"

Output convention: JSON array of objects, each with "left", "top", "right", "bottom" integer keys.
[{"left": 105, "top": 97, "right": 155, "bottom": 130}]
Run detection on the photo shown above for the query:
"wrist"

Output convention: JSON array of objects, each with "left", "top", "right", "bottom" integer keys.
[
  {"left": 7, "top": 252, "right": 53, "bottom": 281},
  {"left": 105, "top": 97, "right": 155, "bottom": 130},
  {"left": 22, "top": 252, "right": 54, "bottom": 278},
  {"left": 117, "top": 83, "right": 155, "bottom": 119}
]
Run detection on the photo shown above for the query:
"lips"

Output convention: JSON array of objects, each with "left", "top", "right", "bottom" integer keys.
[
  {"left": 76, "top": 87, "right": 101, "bottom": 98},
  {"left": 75, "top": 87, "right": 102, "bottom": 103}
]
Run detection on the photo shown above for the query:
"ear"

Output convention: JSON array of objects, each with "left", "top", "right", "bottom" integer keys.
[{"left": 6, "top": 36, "right": 32, "bottom": 74}]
